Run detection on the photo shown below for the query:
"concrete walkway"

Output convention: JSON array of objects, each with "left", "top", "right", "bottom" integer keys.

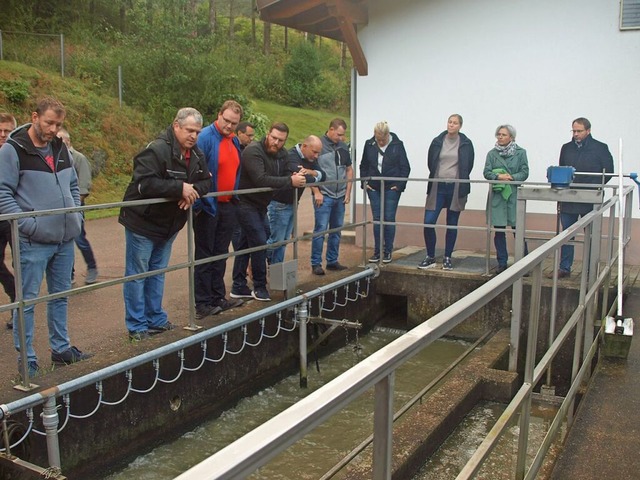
[{"left": 550, "top": 286, "right": 640, "bottom": 480}]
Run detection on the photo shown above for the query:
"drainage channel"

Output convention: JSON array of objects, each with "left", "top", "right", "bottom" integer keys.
[
  {"left": 416, "top": 400, "right": 566, "bottom": 479},
  {"left": 105, "top": 328, "right": 471, "bottom": 479}
]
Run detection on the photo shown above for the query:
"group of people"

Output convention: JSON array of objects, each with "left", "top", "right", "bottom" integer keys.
[
  {"left": 0, "top": 97, "right": 613, "bottom": 379},
  {"left": 414, "top": 114, "right": 613, "bottom": 275},
  {"left": 118, "top": 102, "right": 356, "bottom": 345}
]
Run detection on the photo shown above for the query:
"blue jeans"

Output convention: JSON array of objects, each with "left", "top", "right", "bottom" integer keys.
[
  {"left": 266, "top": 200, "right": 294, "bottom": 265},
  {"left": 367, "top": 189, "right": 401, "bottom": 256},
  {"left": 559, "top": 212, "right": 580, "bottom": 273},
  {"left": 123, "top": 229, "right": 177, "bottom": 333},
  {"left": 232, "top": 203, "right": 269, "bottom": 291},
  {"left": 13, "top": 239, "right": 74, "bottom": 362},
  {"left": 423, "top": 183, "right": 460, "bottom": 258},
  {"left": 193, "top": 202, "right": 237, "bottom": 307},
  {"left": 311, "top": 195, "right": 345, "bottom": 266},
  {"left": 74, "top": 202, "right": 97, "bottom": 270}
]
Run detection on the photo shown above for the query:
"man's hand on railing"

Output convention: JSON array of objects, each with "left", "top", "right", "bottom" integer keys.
[{"left": 179, "top": 183, "right": 200, "bottom": 210}]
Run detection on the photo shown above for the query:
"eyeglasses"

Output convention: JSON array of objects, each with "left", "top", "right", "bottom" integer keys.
[
  {"left": 496, "top": 133, "right": 510, "bottom": 137},
  {"left": 268, "top": 134, "right": 286, "bottom": 144},
  {"left": 221, "top": 116, "right": 239, "bottom": 127}
]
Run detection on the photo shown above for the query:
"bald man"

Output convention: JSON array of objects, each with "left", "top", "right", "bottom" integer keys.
[{"left": 266, "top": 135, "right": 325, "bottom": 265}]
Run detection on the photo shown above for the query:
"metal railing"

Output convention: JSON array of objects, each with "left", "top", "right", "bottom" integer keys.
[
  {"left": 0, "top": 174, "right": 633, "bottom": 478},
  {"left": 0, "top": 179, "right": 376, "bottom": 475},
  {"left": 174, "top": 183, "right": 634, "bottom": 480}
]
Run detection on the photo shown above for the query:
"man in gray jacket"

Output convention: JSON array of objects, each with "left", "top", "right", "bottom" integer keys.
[
  {"left": 57, "top": 128, "right": 99, "bottom": 285},
  {"left": 0, "top": 97, "right": 92, "bottom": 378},
  {"left": 311, "top": 118, "right": 353, "bottom": 275}
]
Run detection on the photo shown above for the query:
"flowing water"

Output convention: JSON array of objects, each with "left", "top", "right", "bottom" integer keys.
[
  {"left": 105, "top": 328, "right": 470, "bottom": 480},
  {"left": 416, "top": 401, "right": 564, "bottom": 479}
]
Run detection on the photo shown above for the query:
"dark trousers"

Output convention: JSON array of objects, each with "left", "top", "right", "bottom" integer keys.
[
  {"left": 193, "top": 201, "right": 238, "bottom": 307},
  {"left": 0, "top": 223, "right": 15, "bottom": 303},
  {"left": 232, "top": 203, "right": 269, "bottom": 291}
]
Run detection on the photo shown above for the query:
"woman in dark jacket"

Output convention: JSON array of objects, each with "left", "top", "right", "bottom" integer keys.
[
  {"left": 418, "top": 114, "right": 474, "bottom": 271},
  {"left": 360, "top": 121, "right": 411, "bottom": 263}
]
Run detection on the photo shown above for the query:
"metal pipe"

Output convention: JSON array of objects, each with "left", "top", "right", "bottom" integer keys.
[
  {"left": 373, "top": 373, "right": 394, "bottom": 480},
  {"left": 299, "top": 301, "right": 308, "bottom": 388},
  {"left": 42, "top": 397, "right": 61, "bottom": 469}
]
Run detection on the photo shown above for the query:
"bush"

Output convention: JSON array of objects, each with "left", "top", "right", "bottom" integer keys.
[
  {"left": 0, "top": 80, "right": 30, "bottom": 104},
  {"left": 283, "top": 41, "right": 321, "bottom": 107}
]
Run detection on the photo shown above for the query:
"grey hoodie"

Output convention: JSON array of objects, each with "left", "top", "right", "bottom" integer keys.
[{"left": 0, "top": 124, "right": 81, "bottom": 244}]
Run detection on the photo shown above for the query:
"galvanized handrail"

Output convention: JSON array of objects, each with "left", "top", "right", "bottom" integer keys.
[
  {"left": 174, "top": 184, "right": 634, "bottom": 480},
  {"left": 0, "top": 174, "right": 630, "bottom": 477}
]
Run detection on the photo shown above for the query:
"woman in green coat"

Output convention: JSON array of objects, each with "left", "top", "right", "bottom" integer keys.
[{"left": 483, "top": 124, "right": 529, "bottom": 273}]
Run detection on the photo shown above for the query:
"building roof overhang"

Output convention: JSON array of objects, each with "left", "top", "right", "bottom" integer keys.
[{"left": 256, "top": 0, "right": 369, "bottom": 76}]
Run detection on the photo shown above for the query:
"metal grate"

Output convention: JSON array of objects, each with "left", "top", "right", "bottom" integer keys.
[{"left": 621, "top": 0, "right": 640, "bottom": 29}]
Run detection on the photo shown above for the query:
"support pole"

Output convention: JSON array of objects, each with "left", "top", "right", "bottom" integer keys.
[
  {"left": 42, "top": 396, "right": 62, "bottom": 470},
  {"left": 59, "top": 34, "right": 64, "bottom": 77},
  {"left": 298, "top": 301, "right": 308, "bottom": 388},
  {"left": 373, "top": 372, "right": 394, "bottom": 480}
]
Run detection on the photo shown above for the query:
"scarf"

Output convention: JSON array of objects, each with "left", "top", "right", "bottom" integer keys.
[
  {"left": 491, "top": 168, "right": 512, "bottom": 200},
  {"left": 494, "top": 141, "right": 517, "bottom": 157}
]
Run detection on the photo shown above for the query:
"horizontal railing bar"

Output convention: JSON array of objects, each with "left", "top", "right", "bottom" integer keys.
[{"left": 0, "top": 268, "right": 375, "bottom": 420}]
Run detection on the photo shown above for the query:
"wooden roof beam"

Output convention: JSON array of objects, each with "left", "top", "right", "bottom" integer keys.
[
  {"left": 336, "top": 14, "right": 367, "bottom": 75},
  {"left": 257, "top": 0, "right": 320, "bottom": 21}
]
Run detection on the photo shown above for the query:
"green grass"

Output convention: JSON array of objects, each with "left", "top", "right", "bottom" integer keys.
[{"left": 252, "top": 99, "right": 349, "bottom": 149}]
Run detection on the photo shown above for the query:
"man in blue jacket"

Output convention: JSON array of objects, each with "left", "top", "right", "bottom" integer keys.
[
  {"left": 0, "top": 97, "right": 92, "bottom": 377},
  {"left": 555, "top": 117, "right": 613, "bottom": 278},
  {"left": 192, "top": 100, "right": 245, "bottom": 319}
]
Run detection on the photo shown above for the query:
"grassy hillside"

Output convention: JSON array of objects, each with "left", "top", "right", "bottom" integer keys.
[
  {"left": 0, "top": 61, "right": 349, "bottom": 217},
  {"left": 252, "top": 99, "right": 348, "bottom": 147}
]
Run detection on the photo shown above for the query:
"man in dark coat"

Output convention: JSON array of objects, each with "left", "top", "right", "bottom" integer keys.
[
  {"left": 119, "top": 108, "right": 211, "bottom": 340},
  {"left": 556, "top": 117, "right": 613, "bottom": 277},
  {"left": 230, "top": 122, "right": 306, "bottom": 302}
]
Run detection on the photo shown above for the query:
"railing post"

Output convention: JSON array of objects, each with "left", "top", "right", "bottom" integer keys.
[
  {"left": 42, "top": 396, "right": 62, "bottom": 470},
  {"left": 373, "top": 372, "right": 394, "bottom": 480},
  {"left": 516, "top": 262, "right": 542, "bottom": 479},
  {"left": 509, "top": 193, "right": 528, "bottom": 371},
  {"left": 299, "top": 301, "right": 308, "bottom": 388},
  {"left": 185, "top": 208, "right": 200, "bottom": 331},
  {"left": 362, "top": 180, "right": 369, "bottom": 265}
]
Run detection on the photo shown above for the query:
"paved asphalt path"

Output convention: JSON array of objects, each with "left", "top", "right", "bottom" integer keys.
[{"left": 0, "top": 201, "right": 366, "bottom": 403}]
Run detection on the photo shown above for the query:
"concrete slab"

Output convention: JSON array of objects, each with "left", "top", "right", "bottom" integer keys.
[{"left": 549, "top": 286, "right": 640, "bottom": 480}]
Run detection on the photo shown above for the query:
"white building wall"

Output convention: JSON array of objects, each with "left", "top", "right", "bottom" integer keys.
[{"left": 353, "top": 0, "right": 640, "bottom": 216}]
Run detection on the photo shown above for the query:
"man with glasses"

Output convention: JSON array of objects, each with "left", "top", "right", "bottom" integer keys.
[
  {"left": 193, "top": 100, "right": 245, "bottom": 319},
  {"left": 231, "top": 123, "right": 306, "bottom": 301},
  {"left": 235, "top": 121, "right": 255, "bottom": 150},
  {"left": 553, "top": 117, "right": 613, "bottom": 278},
  {"left": 311, "top": 118, "right": 353, "bottom": 275}
]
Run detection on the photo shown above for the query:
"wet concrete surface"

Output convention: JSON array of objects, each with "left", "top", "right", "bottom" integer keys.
[{"left": 550, "top": 287, "right": 640, "bottom": 480}]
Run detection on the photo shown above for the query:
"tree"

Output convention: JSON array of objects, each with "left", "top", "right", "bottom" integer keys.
[
  {"left": 251, "top": 0, "right": 256, "bottom": 47},
  {"left": 229, "top": 0, "right": 235, "bottom": 40},
  {"left": 263, "top": 21, "right": 271, "bottom": 55},
  {"left": 208, "top": 0, "right": 216, "bottom": 34},
  {"left": 283, "top": 40, "right": 321, "bottom": 107}
]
